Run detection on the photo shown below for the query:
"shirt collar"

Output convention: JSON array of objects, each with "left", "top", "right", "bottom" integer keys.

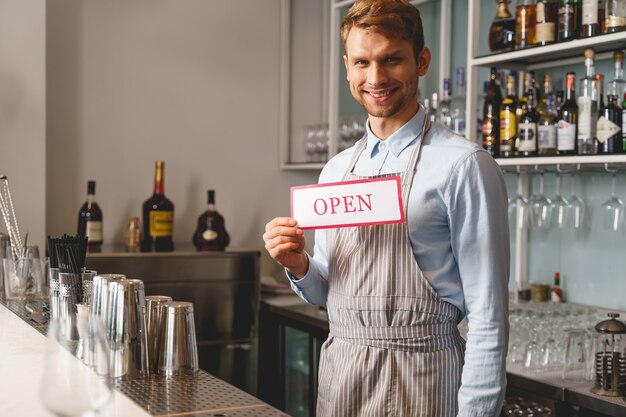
[{"left": 364, "top": 107, "right": 426, "bottom": 158}]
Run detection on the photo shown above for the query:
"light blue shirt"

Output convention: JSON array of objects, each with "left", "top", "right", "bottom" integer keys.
[{"left": 289, "top": 109, "right": 510, "bottom": 417}]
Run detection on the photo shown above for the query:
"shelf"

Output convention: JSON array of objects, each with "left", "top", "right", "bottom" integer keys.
[
  {"left": 471, "top": 31, "right": 626, "bottom": 69},
  {"left": 495, "top": 154, "right": 626, "bottom": 170},
  {"left": 280, "top": 162, "right": 325, "bottom": 171}
]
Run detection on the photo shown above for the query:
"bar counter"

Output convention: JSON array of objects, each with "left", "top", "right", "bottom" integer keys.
[
  {"left": 0, "top": 298, "right": 287, "bottom": 417},
  {"left": 261, "top": 294, "right": 626, "bottom": 417}
]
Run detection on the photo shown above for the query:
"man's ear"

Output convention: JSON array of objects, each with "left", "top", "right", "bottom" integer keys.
[{"left": 417, "top": 47, "right": 431, "bottom": 76}]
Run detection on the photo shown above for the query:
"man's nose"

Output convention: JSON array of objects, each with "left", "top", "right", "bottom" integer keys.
[{"left": 367, "top": 63, "right": 388, "bottom": 86}]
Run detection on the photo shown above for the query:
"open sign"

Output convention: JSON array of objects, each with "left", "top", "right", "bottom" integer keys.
[{"left": 290, "top": 176, "right": 404, "bottom": 230}]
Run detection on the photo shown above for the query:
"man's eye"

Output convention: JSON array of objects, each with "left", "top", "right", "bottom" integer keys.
[
  {"left": 385, "top": 57, "right": 400, "bottom": 63},
  {"left": 354, "top": 60, "right": 368, "bottom": 66}
]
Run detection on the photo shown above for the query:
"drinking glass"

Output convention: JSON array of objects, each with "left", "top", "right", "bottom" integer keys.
[
  {"left": 551, "top": 173, "right": 569, "bottom": 229},
  {"left": 523, "top": 329, "right": 542, "bottom": 371},
  {"left": 40, "top": 318, "right": 112, "bottom": 417},
  {"left": 562, "top": 328, "right": 587, "bottom": 381},
  {"left": 600, "top": 172, "right": 624, "bottom": 232},
  {"left": 567, "top": 173, "right": 586, "bottom": 230},
  {"left": 529, "top": 172, "right": 553, "bottom": 229}
]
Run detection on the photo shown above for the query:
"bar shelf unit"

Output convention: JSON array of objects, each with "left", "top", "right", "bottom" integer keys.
[{"left": 465, "top": 0, "right": 626, "bottom": 295}]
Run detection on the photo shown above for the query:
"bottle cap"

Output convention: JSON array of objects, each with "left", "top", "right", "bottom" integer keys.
[
  {"left": 583, "top": 48, "right": 596, "bottom": 61},
  {"left": 614, "top": 50, "right": 624, "bottom": 63},
  {"left": 207, "top": 190, "right": 215, "bottom": 204},
  {"left": 87, "top": 180, "right": 96, "bottom": 195}
]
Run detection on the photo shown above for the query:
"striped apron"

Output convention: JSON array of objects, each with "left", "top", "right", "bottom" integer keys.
[{"left": 316, "top": 118, "right": 465, "bottom": 417}]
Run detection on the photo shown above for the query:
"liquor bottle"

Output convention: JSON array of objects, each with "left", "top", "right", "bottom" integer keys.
[
  {"left": 556, "top": 89, "right": 565, "bottom": 108},
  {"left": 608, "top": 50, "right": 626, "bottom": 105},
  {"left": 538, "top": 74, "right": 554, "bottom": 117},
  {"left": 536, "top": 0, "right": 560, "bottom": 44},
  {"left": 77, "top": 180, "right": 103, "bottom": 252},
  {"left": 577, "top": 48, "right": 599, "bottom": 154},
  {"left": 477, "top": 81, "right": 490, "bottom": 139},
  {"left": 559, "top": 0, "right": 582, "bottom": 41},
  {"left": 516, "top": 0, "right": 537, "bottom": 48},
  {"left": 538, "top": 95, "right": 559, "bottom": 155},
  {"left": 598, "top": 0, "right": 607, "bottom": 31},
  {"left": 598, "top": 94, "right": 624, "bottom": 153},
  {"left": 489, "top": 0, "right": 517, "bottom": 51},
  {"left": 605, "top": 0, "right": 626, "bottom": 32},
  {"left": 517, "top": 89, "right": 539, "bottom": 156},
  {"left": 582, "top": 0, "right": 600, "bottom": 36},
  {"left": 192, "top": 190, "right": 230, "bottom": 251},
  {"left": 517, "top": 71, "right": 536, "bottom": 120},
  {"left": 557, "top": 72, "right": 578, "bottom": 155},
  {"left": 551, "top": 272, "right": 563, "bottom": 302},
  {"left": 438, "top": 77, "right": 453, "bottom": 129},
  {"left": 500, "top": 75, "right": 518, "bottom": 157},
  {"left": 482, "top": 67, "right": 503, "bottom": 157},
  {"left": 141, "top": 160, "right": 174, "bottom": 252},
  {"left": 451, "top": 67, "right": 467, "bottom": 136}
]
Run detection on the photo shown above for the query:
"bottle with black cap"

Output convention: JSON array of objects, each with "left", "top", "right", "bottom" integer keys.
[
  {"left": 77, "top": 180, "right": 103, "bottom": 252},
  {"left": 192, "top": 190, "right": 230, "bottom": 251}
]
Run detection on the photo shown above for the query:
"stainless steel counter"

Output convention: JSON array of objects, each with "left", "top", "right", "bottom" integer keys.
[
  {"left": 261, "top": 294, "right": 626, "bottom": 417},
  {"left": 2, "top": 296, "right": 287, "bottom": 417}
]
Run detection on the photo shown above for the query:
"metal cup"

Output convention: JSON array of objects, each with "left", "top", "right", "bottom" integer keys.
[
  {"left": 0, "top": 233, "right": 10, "bottom": 293},
  {"left": 158, "top": 301, "right": 199, "bottom": 376},
  {"left": 106, "top": 278, "right": 149, "bottom": 379},
  {"left": 90, "top": 274, "right": 126, "bottom": 326},
  {"left": 76, "top": 302, "right": 91, "bottom": 365},
  {"left": 48, "top": 267, "right": 60, "bottom": 320},
  {"left": 57, "top": 272, "right": 81, "bottom": 340},
  {"left": 145, "top": 295, "right": 173, "bottom": 374},
  {"left": 81, "top": 269, "right": 97, "bottom": 304}
]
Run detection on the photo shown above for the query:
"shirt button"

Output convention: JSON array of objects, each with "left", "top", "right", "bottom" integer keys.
[{"left": 380, "top": 143, "right": 386, "bottom": 150}]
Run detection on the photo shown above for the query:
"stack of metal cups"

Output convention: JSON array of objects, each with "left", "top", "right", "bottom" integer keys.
[
  {"left": 57, "top": 272, "right": 82, "bottom": 340},
  {"left": 48, "top": 267, "right": 60, "bottom": 320}
]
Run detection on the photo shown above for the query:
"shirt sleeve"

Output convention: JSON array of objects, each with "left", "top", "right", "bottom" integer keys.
[
  {"left": 446, "top": 151, "right": 510, "bottom": 417},
  {"left": 285, "top": 230, "right": 329, "bottom": 307}
]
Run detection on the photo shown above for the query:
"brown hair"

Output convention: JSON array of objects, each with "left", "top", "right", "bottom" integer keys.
[{"left": 340, "top": 0, "right": 425, "bottom": 61}]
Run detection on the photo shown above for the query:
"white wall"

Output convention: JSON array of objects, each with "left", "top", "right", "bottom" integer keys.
[
  {"left": 46, "top": 0, "right": 319, "bottom": 276},
  {"left": 0, "top": 0, "right": 46, "bottom": 250}
]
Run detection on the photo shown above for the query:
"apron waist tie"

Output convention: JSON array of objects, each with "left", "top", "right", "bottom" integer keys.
[{"left": 329, "top": 322, "right": 463, "bottom": 353}]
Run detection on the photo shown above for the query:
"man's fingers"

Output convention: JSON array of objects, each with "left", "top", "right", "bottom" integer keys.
[{"left": 265, "top": 217, "right": 297, "bottom": 232}]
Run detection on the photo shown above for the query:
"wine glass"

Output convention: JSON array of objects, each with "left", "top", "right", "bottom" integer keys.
[
  {"left": 551, "top": 172, "right": 569, "bottom": 228},
  {"left": 600, "top": 172, "right": 624, "bottom": 232},
  {"left": 567, "top": 173, "right": 586, "bottom": 230},
  {"left": 40, "top": 318, "right": 112, "bottom": 417},
  {"left": 529, "top": 172, "right": 553, "bottom": 229}
]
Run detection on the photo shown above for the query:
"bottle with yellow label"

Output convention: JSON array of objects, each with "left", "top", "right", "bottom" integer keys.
[
  {"left": 192, "top": 190, "right": 230, "bottom": 251},
  {"left": 141, "top": 160, "right": 174, "bottom": 252},
  {"left": 500, "top": 75, "right": 518, "bottom": 158}
]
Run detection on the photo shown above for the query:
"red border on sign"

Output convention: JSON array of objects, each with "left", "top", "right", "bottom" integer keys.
[{"left": 290, "top": 176, "right": 405, "bottom": 230}]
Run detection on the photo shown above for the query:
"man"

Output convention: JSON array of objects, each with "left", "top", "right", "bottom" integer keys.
[{"left": 263, "top": 1, "right": 509, "bottom": 416}]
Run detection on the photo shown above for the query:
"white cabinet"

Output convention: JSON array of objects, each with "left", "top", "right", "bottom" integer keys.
[
  {"left": 465, "top": 0, "right": 626, "bottom": 293},
  {"left": 280, "top": 0, "right": 452, "bottom": 170}
]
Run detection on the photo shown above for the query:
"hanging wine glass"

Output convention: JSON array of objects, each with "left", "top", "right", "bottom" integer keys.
[
  {"left": 551, "top": 172, "right": 569, "bottom": 228},
  {"left": 600, "top": 171, "right": 624, "bottom": 232},
  {"left": 529, "top": 172, "right": 553, "bottom": 229},
  {"left": 566, "top": 173, "right": 586, "bottom": 230}
]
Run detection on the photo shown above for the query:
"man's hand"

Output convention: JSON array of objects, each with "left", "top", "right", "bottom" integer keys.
[{"left": 263, "top": 217, "right": 309, "bottom": 278}]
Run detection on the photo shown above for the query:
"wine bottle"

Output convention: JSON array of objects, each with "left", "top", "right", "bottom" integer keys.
[
  {"left": 598, "top": 94, "right": 623, "bottom": 153},
  {"left": 538, "top": 95, "right": 559, "bottom": 156},
  {"left": 482, "top": 67, "right": 503, "bottom": 157},
  {"left": 489, "top": 0, "right": 517, "bottom": 52},
  {"left": 500, "top": 75, "right": 518, "bottom": 157},
  {"left": 581, "top": 0, "right": 600, "bottom": 36},
  {"left": 605, "top": 0, "right": 626, "bottom": 32},
  {"left": 517, "top": 88, "right": 539, "bottom": 156},
  {"left": 192, "top": 190, "right": 230, "bottom": 251},
  {"left": 577, "top": 48, "right": 599, "bottom": 154},
  {"left": 536, "top": 0, "right": 559, "bottom": 45},
  {"left": 557, "top": 72, "right": 578, "bottom": 155},
  {"left": 77, "top": 180, "right": 103, "bottom": 252},
  {"left": 559, "top": 0, "right": 582, "bottom": 41},
  {"left": 516, "top": 0, "right": 537, "bottom": 48},
  {"left": 141, "top": 160, "right": 174, "bottom": 252}
]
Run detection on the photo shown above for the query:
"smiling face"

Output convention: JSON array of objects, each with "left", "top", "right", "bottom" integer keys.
[{"left": 343, "top": 27, "right": 430, "bottom": 134}]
